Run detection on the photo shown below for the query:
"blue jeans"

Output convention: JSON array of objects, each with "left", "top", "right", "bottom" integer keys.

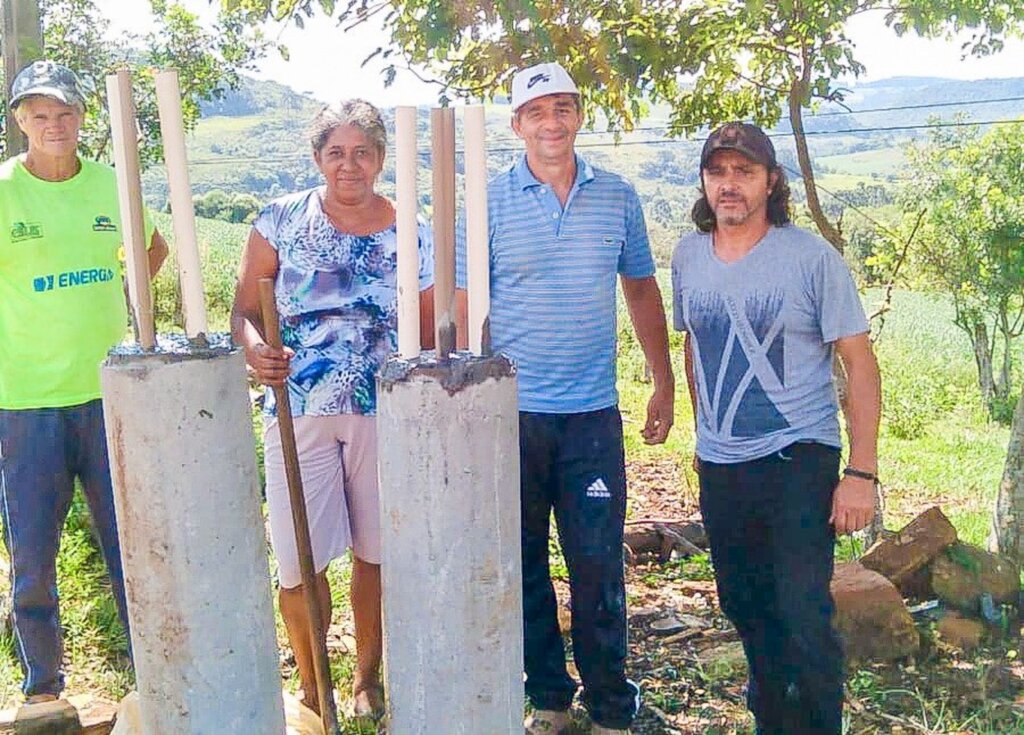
[
  {"left": 0, "top": 400, "right": 130, "bottom": 696},
  {"left": 519, "top": 407, "right": 639, "bottom": 730},
  {"left": 699, "top": 442, "right": 843, "bottom": 735}
]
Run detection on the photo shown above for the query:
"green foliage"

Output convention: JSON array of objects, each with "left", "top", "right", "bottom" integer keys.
[
  {"left": 191, "top": 188, "right": 262, "bottom": 224},
  {"left": 0, "top": 277, "right": 1016, "bottom": 708},
  {"left": 894, "top": 120, "right": 1024, "bottom": 415},
  {"left": 235, "top": 2, "right": 1024, "bottom": 133},
  {"left": 151, "top": 212, "right": 250, "bottom": 331},
  {"left": 233, "top": 0, "right": 1024, "bottom": 254},
  {"left": 1, "top": 0, "right": 270, "bottom": 167}
]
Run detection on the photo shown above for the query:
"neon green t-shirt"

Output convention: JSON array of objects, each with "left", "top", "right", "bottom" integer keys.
[{"left": 0, "top": 156, "right": 155, "bottom": 409}]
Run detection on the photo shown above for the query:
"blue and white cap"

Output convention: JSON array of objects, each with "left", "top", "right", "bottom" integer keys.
[
  {"left": 9, "top": 60, "right": 85, "bottom": 110},
  {"left": 510, "top": 62, "right": 579, "bottom": 112}
]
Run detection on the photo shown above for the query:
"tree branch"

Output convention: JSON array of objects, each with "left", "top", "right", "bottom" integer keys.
[
  {"left": 788, "top": 45, "right": 844, "bottom": 251},
  {"left": 869, "top": 209, "right": 925, "bottom": 342}
]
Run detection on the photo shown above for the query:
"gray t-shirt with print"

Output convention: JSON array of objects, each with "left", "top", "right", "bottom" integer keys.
[{"left": 671, "top": 224, "right": 869, "bottom": 464}]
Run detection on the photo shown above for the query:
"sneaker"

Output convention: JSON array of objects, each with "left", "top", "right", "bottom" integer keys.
[{"left": 525, "top": 709, "right": 570, "bottom": 734}]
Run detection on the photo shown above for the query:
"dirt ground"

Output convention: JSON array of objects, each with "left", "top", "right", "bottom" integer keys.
[
  {"left": 616, "top": 458, "right": 1024, "bottom": 735},
  {"left": 314, "top": 455, "right": 1024, "bottom": 734}
]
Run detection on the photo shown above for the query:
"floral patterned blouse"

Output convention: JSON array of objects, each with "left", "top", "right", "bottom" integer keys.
[{"left": 254, "top": 187, "right": 433, "bottom": 416}]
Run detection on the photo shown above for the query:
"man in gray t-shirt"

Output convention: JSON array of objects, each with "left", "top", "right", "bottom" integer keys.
[{"left": 671, "top": 123, "right": 881, "bottom": 735}]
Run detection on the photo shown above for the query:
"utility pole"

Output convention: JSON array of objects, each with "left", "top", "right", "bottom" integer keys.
[{"left": 3, "top": 0, "right": 43, "bottom": 156}]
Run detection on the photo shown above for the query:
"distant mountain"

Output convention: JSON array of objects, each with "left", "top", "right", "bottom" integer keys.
[
  {"left": 199, "top": 76, "right": 321, "bottom": 118},
  {"left": 143, "top": 74, "right": 1024, "bottom": 264}
]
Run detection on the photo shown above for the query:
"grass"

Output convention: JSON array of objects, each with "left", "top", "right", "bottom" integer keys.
[
  {"left": 616, "top": 280, "right": 1015, "bottom": 547},
  {"left": 0, "top": 232, "right": 1019, "bottom": 730},
  {"left": 817, "top": 146, "right": 907, "bottom": 177}
]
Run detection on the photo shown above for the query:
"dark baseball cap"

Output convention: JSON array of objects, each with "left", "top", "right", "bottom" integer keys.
[
  {"left": 701, "top": 122, "right": 777, "bottom": 169},
  {"left": 9, "top": 60, "right": 85, "bottom": 110}
]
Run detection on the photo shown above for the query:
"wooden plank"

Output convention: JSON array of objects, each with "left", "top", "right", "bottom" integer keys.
[
  {"left": 155, "top": 69, "right": 208, "bottom": 338},
  {"left": 106, "top": 70, "right": 155, "bottom": 349},
  {"left": 431, "top": 107, "right": 456, "bottom": 358},
  {"left": 394, "top": 106, "right": 421, "bottom": 359},
  {"left": 2, "top": 0, "right": 43, "bottom": 156},
  {"left": 463, "top": 105, "right": 490, "bottom": 355}
]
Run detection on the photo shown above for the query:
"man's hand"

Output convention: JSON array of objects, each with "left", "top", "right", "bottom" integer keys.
[
  {"left": 247, "top": 343, "right": 294, "bottom": 387},
  {"left": 641, "top": 385, "right": 674, "bottom": 445},
  {"left": 829, "top": 475, "right": 875, "bottom": 535}
]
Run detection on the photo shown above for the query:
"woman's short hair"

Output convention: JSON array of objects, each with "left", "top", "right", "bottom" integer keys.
[
  {"left": 691, "top": 166, "right": 793, "bottom": 233},
  {"left": 309, "top": 98, "right": 386, "bottom": 155}
]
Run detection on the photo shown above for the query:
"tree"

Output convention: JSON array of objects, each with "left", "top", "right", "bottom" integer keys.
[
  {"left": 235, "top": 0, "right": 1023, "bottom": 255},
  {"left": 992, "top": 392, "right": 1024, "bottom": 563},
  {"left": 192, "top": 188, "right": 261, "bottom": 223},
  {"left": 900, "top": 121, "right": 1024, "bottom": 419},
  {"left": 1, "top": 0, "right": 271, "bottom": 167},
  {"left": 897, "top": 121, "right": 1024, "bottom": 564}
]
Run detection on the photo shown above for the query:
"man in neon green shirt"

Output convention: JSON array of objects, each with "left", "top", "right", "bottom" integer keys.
[{"left": 0, "top": 60, "right": 167, "bottom": 702}]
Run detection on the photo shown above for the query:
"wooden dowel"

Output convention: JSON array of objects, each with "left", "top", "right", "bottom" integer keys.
[
  {"left": 106, "top": 70, "right": 155, "bottom": 350},
  {"left": 431, "top": 107, "right": 456, "bottom": 359},
  {"left": 155, "top": 68, "right": 208, "bottom": 338},
  {"left": 395, "top": 106, "right": 421, "bottom": 359},
  {"left": 463, "top": 106, "right": 490, "bottom": 356},
  {"left": 258, "top": 278, "right": 339, "bottom": 735}
]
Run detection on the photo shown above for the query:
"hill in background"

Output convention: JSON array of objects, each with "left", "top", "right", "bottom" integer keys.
[{"left": 142, "top": 74, "right": 1024, "bottom": 264}]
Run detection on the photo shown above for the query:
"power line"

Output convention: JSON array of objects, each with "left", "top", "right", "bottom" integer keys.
[
  {"left": 484, "top": 94, "right": 1024, "bottom": 142},
  {"left": 807, "top": 94, "right": 1024, "bottom": 118},
  {"left": 191, "top": 94, "right": 1024, "bottom": 154},
  {"left": 777, "top": 162, "right": 900, "bottom": 240},
  {"left": 181, "top": 115, "right": 1024, "bottom": 166}
]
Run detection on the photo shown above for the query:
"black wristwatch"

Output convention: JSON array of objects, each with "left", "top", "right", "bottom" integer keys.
[{"left": 843, "top": 467, "right": 878, "bottom": 482}]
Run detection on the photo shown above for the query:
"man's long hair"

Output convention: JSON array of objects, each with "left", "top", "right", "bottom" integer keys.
[{"left": 691, "top": 167, "right": 793, "bottom": 233}]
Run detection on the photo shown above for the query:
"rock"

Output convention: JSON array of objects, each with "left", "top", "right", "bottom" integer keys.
[
  {"left": 627, "top": 606, "right": 660, "bottom": 623},
  {"left": 623, "top": 522, "right": 707, "bottom": 561},
  {"left": 860, "top": 506, "right": 957, "bottom": 588},
  {"left": 936, "top": 612, "right": 985, "bottom": 652},
  {"left": 650, "top": 615, "right": 687, "bottom": 634},
  {"left": 896, "top": 564, "right": 935, "bottom": 601},
  {"left": 697, "top": 641, "right": 747, "bottom": 681},
  {"left": 13, "top": 699, "right": 81, "bottom": 735},
  {"left": 63, "top": 697, "right": 116, "bottom": 735},
  {"left": 648, "top": 610, "right": 710, "bottom": 636},
  {"left": 831, "top": 562, "right": 919, "bottom": 664},
  {"left": 325, "top": 623, "right": 356, "bottom": 654},
  {"left": 931, "top": 543, "right": 1021, "bottom": 613}
]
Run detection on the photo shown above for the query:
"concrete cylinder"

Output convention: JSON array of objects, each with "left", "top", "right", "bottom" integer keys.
[
  {"left": 377, "top": 354, "right": 523, "bottom": 734},
  {"left": 101, "top": 338, "right": 285, "bottom": 735}
]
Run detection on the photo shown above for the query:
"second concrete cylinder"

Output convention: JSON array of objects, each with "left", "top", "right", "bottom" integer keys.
[{"left": 377, "top": 355, "right": 523, "bottom": 733}]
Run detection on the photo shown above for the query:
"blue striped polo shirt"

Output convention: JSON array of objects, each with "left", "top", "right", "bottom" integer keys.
[{"left": 457, "top": 154, "right": 655, "bottom": 413}]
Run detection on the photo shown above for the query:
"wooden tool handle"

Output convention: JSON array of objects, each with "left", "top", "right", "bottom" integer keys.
[
  {"left": 258, "top": 279, "right": 283, "bottom": 348},
  {"left": 258, "top": 277, "right": 340, "bottom": 734}
]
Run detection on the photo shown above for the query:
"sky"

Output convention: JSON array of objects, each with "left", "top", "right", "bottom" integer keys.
[{"left": 96, "top": 1, "right": 1024, "bottom": 106}]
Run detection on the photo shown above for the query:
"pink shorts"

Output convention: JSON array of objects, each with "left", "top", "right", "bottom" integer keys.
[{"left": 263, "top": 414, "right": 381, "bottom": 589}]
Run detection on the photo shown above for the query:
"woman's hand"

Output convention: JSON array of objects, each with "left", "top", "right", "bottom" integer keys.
[{"left": 247, "top": 342, "right": 294, "bottom": 387}]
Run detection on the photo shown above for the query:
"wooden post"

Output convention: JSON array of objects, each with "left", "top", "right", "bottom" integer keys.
[
  {"left": 258, "top": 279, "right": 339, "bottom": 735},
  {"left": 155, "top": 69, "right": 208, "bottom": 339},
  {"left": 463, "top": 105, "right": 490, "bottom": 355},
  {"left": 395, "top": 106, "right": 421, "bottom": 359},
  {"left": 105, "top": 70, "right": 155, "bottom": 350},
  {"left": 431, "top": 107, "right": 456, "bottom": 359},
  {"left": 2, "top": 0, "right": 42, "bottom": 156}
]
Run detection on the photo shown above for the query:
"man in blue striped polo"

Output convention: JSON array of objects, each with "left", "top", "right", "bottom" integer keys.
[{"left": 458, "top": 61, "right": 674, "bottom": 735}]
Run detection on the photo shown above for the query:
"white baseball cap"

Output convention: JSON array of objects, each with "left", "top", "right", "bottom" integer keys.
[{"left": 510, "top": 62, "right": 579, "bottom": 112}]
